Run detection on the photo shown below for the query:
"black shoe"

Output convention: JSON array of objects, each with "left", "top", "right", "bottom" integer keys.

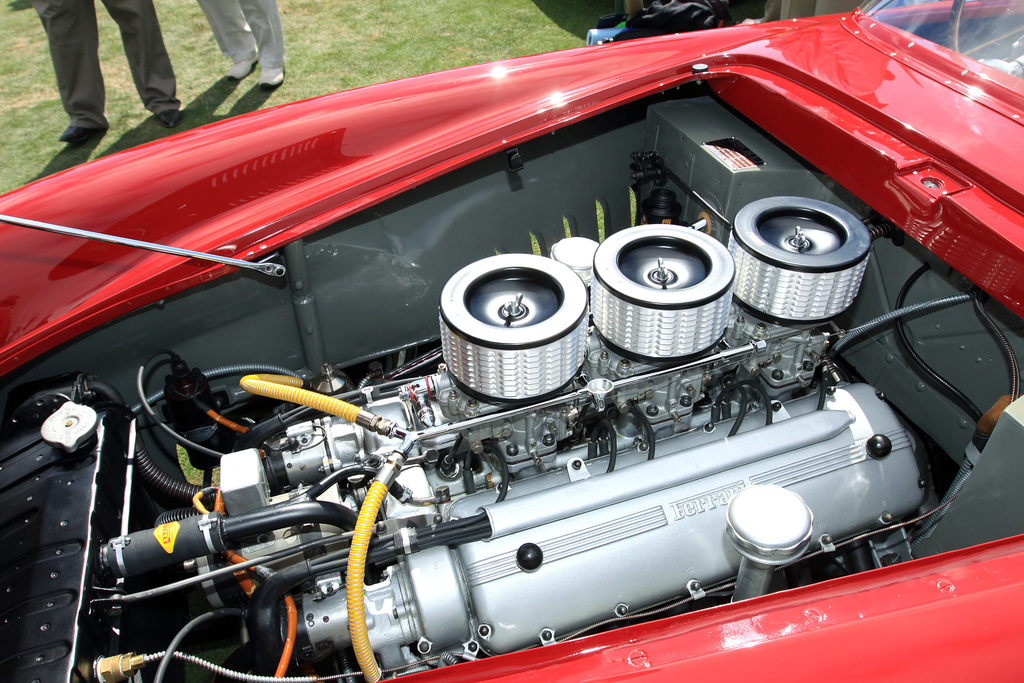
[
  {"left": 59, "top": 125, "right": 106, "bottom": 144},
  {"left": 157, "top": 109, "right": 183, "bottom": 128}
]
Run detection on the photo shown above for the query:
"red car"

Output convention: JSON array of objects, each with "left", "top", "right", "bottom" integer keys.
[{"left": 2, "top": 1, "right": 1024, "bottom": 681}]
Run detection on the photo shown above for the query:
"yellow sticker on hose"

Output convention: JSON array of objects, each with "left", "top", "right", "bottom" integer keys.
[{"left": 154, "top": 521, "right": 181, "bottom": 554}]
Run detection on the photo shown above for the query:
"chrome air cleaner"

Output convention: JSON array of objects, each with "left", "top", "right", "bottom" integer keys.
[
  {"left": 591, "top": 225, "right": 734, "bottom": 360},
  {"left": 730, "top": 197, "right": 871, "bottom": 323},
  {"left": 439, "top": 254, "right": 589, "bottom": 402}
]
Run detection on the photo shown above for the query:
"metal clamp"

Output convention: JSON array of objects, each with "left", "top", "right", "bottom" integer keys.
[
  {"left": 197, "top": 515, "right": 220, "bottom": 554},
  {"left": 110, "top": 535, "right": 131, "bottom": 577}
]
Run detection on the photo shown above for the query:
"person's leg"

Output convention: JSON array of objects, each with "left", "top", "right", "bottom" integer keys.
[
  {"left": 195, "top": 0, "right": 258, "bottom": 65},
  {"left": 237, "top": 0, "right": 284, "bottom": 69},
  {"left": 31, "top": 0, "right": 108, "bottom": 129},
  {"left": 101, "top": 0, "right": 180, "bottom": 115}
]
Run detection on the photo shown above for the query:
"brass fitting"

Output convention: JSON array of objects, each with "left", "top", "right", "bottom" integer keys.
[
  {"left": 355, "top": 410, "right": 397, "bottom": 437},
  {"left": 94, "top": 653, "right": 146, "bottom": 682}
]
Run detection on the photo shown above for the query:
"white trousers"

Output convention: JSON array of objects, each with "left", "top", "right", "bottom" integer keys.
[{"left": 196, "top": 0, "right": 284, "bottom": 69}]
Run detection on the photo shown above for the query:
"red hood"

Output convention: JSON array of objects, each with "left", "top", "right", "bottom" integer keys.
[{"left": 2, "top": 12, "right": 1024, "bottom": 375}]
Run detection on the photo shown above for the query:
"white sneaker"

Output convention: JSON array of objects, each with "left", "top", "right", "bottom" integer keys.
[
  {"left": 258, "top": 67, "right": 285, "bottom": 90},
  {"left": 226, "top": 58, "right": 257, "bottom": 81}
]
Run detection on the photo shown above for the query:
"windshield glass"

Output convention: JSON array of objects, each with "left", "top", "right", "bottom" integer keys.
[{"left": 863, "top": 0, "right": 1024, "bottom": 74}]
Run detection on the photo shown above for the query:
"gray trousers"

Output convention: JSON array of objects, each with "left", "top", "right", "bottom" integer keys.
[
  {"left": 195, "top": 0, "right": 285, "bottom": 70},
  {"left": 32, "top": 0, "right": 180, "bottom": 128}
]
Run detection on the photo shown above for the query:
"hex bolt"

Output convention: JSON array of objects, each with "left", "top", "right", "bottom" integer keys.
[
  {"left": 771, "top": 369, "right": 784, "bottom": 381},
  {"left": 802, "top": 360, "right": 814, "bottom": 372},
  {"left": 880, "top": 512, "right": 894, "bottom": 524},
  {"left": 681, "top": 395, "right": 693, "bottom": 408},
  {"left": 542, "top": 433, "right": 555, "bottom": 446},
  {"left": 645, "top": 404, "right": 659, "bottom": 417},
  {"left": 571, "top": 460, "right": 582, "bottom": 470},
  {"left": 478, "top": 624, "right": 492, "bottom": 638},
  {"left": 505, "top": 443, "right": 519, "bottom": 457}
]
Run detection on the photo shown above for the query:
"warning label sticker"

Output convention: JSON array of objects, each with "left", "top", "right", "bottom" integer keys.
[
  {"left": 702, "top": 137, "right": 764, "bottom": 172},
  {"left": 704, "top": 144, "right": 759, "bottom": 171},
  {"left": 154, "top": 521, "right": 181, "bottom": 554}
]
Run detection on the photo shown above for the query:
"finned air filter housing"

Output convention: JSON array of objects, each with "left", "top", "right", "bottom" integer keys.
[
  {"left": 591, "top": 226, "right": 734, "bottom": 361},
  {"left": 440, "top": 254, "right": 589, "bottom": 402},
  {"left": 730, "top": 197, "right": 871, "bottom": 323}
]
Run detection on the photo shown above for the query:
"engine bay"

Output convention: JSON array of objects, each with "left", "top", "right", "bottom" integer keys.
[{"left": 2, "top": 91, "right": 1020, "bottom": 682}]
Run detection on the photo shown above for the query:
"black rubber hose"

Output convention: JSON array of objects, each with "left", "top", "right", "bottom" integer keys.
[
  {"left": 234, "top": 409, "right": 311, "bottom": 451},
  {"left": 301, "top": 465, "right": 379, "bottom": 500},
  {"left": 81, "top": 376, "right": 127, "bottom": 406},
  {"left": 712, "top": 383, "right": 748, "bottom": 436},
  {"left": 972, "top": 291, "right": 1021, "bottom": 399},
  {"left": 458, "top": 435, "right": 476, "bottom": 495},
  {"left": 246, "top": 563, "right": 318, "bottom": 673},
  {"left": 221, "top": 500, "right": 358, "bottom": 540},
  {"left": 895, "top": 263, "right": 983, "bottom": 422},
  {"left": 845, "top": 539, "right": 876, "bottom": 574},
  {"left": 412, "top": 514, "right": 491, "bottom": 549},
  {"left": 816, "top": 371, "right": 831, "bottom": 411},
  {"left": 589, "top": 420, "right": 618, "bottom": 473},
  {"left": 135, "top": 442, "right": 201, "bottom": 501},
  {"left": 627, "top": 401, "right": 656, "bottom": 460},
  {"left": 737, "top": 380, "right": 773, "bottom": 426},
  {"left": 711, "top": 383, "right": 742, "bottom": 422},
  {"left": 727, "top": 386, "right": 749, "bottom": 437},
  {"left": 483, "top": 440, "right": 511, "bottom": 503}
]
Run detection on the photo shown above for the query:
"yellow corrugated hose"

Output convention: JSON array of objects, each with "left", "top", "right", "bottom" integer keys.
[
  {"left": 347, "top": 480, "right": 389, "bottom": 682},
  {"left": 239, "top": 374, "right": 363, "bottom": 423}
]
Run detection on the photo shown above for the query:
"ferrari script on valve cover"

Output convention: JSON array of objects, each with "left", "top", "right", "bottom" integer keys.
[{"left": 3, "top": 0, "right": 1024, "bottom": 681}]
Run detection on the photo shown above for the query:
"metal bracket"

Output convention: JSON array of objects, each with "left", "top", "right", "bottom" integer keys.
[
  {"left": 506, "top": 148, "right": 524, "bottom": 173},
  {"left": 314, "top": 571, "right": 343, "bottom": 600},
  {"left": 461, "top": 639, "right": 481, "bottom": 661},
  {"left": 819, "top": 533, "right": 836, "bottom": 553},
  {"left": 0, "top": 213, "right": 286, "bottom": 277},
  {"left": 566, "top": 457, "right": 592, "bottom": 482},
  {"left": 686, "top": 579, "right": 706, "bottom": 600}
]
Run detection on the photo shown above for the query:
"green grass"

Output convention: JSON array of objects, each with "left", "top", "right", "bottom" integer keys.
[{"left": 1, "top": 0, "right": 761, "bottom": 196}]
